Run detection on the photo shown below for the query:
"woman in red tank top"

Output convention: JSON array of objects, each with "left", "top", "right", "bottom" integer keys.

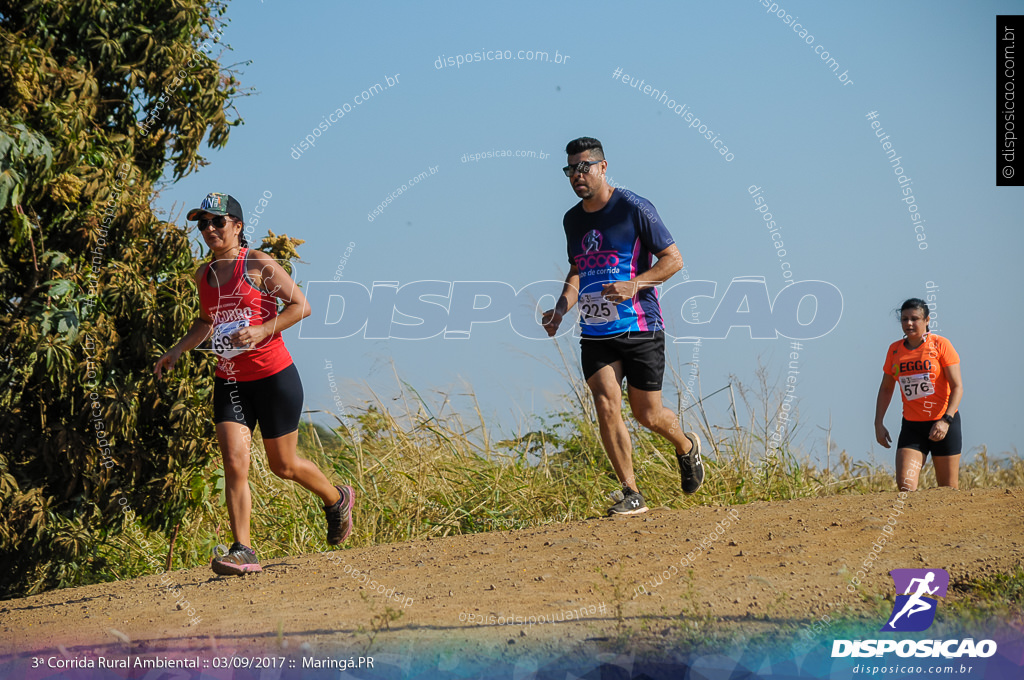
[{"left": 155, "top": 193, "right": 354, "bottom": 575}]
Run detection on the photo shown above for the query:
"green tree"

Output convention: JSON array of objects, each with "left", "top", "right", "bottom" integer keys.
[{"left": 0, "top": 0, "right": 245, "bottom": 598}]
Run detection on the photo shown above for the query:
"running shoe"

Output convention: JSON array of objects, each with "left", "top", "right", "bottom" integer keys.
[
  {"left": 678, "top": 431, "right": 705, "bottom": 495},
  {"left": 210, "top": 542, "right": 262, "bottom": 576},
  {"left": 325, "top": 484, "right": 354, "bottom": 545},
  {"left": 607, "top": 486, "right": 648, "bottom": 516}
]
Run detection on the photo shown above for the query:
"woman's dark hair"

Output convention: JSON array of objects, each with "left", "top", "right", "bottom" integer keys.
[
  {"left": 235, "top": 218, "right": 248, "bottom": 248},
  {"left": 898, "top": 297, "right": 930, "bottom": 331},
  {"left": 565, "top": 136, "right": 604, "bottom": 159}
]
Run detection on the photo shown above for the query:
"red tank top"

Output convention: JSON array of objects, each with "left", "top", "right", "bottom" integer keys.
[{"left": 198, "top": 248, "right": 293, "bottom": 381}]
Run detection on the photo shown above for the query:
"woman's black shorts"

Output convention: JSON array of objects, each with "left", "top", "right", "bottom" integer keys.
[
  {"left": 580, "top": 330, "right": 665, "bottom": 391},
  {"left": 896, "top": 411, "right": 962, "bottom": 457},
  {"left": 213, "top": 363, "right": 303, "bottom": 439}
]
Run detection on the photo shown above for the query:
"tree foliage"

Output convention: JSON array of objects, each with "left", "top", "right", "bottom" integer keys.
[{"left": 0, "top": 0, "right": 248, "bottom": 598}]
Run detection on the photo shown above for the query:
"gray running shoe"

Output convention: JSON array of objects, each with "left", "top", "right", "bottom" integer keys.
[
  {"left": 607, "top": 486, "right": 648, "bottom": 516},
  {"left": 325, "top": 484, "right": 354, "bottom": 545},
  {"left": 678, "top": 432, "right": 705, "bottom": 495},
  {"left": 211, "top": 542, "right": 262, "bottom": 576}
]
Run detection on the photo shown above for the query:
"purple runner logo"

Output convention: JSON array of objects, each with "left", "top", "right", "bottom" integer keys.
[
  {"left": 834, "top": 567, "right": 995, "bottom": 660},
  {"left": 882, "top": 568, "right": 949, "bottom": 632}
]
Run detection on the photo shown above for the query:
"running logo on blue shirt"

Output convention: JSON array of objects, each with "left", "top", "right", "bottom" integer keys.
[{"left": 574, "top": 230, "right": 621, "bottom": 273}]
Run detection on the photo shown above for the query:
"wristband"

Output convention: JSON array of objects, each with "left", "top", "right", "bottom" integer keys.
[{"left": 941, "top": 414, "right": 954, "bottom": 425}]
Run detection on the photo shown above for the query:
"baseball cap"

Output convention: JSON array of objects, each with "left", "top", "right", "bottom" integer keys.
[{"left": 186, "top": 192, "right": 243, "bottom": 221}]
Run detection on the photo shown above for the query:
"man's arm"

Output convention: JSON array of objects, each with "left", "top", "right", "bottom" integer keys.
[
  {"left": 602, "top": 244, "right": 683, "bottom": 303},
  {"left": 555, "top": 264, "right": 581, "bottom": 315},
  {"left": 541, "top": 264, "right": 580, "bottom": 337}
]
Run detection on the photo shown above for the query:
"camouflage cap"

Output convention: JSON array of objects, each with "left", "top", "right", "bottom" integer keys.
[{"left": 186, "top": 192, "right": 243, "bottom": 221}]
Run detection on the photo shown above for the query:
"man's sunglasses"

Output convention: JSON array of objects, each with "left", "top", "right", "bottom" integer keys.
[
  {"left": 562, "top": 160, "right": 604, "bottom": 177},
  {"left": 197, "top": 216, "right": 231, "bottom": 231}
]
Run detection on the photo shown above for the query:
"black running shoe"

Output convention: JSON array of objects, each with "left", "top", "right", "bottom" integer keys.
[
  {"left": 325, "top": 484, "right": 354, "bottom": 545},
  {"left": 211, "top": 542, "right": 262, "bottom": 576},
  {"left": 607, "top": 486, "right": 648, "bottom": 516},
  {"left": 678, "top": 432, "right": 705, "bottom": 495}
]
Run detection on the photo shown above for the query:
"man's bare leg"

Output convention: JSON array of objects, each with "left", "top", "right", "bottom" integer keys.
[{"left": 586, "top": 362, "right": 637, "bottom": 491}]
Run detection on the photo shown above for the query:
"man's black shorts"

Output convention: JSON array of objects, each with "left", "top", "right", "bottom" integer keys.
[
  {"left": 896, "top": 411, "right": 962, "bottom": 457},
  {"left": 213, "top": 363, "right": 304, "bottom": 439},
  {"left": 580, "top": 330, "right": 665, "bottom": 391}
]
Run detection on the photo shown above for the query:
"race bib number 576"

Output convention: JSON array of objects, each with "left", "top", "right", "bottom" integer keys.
[{"left": 899, "top": 372, "right": 934, "bottom": 401}]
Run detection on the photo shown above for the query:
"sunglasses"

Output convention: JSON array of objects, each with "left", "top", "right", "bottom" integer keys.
[
  {"left": 562, "top": 160, "right": 604, "bottom": 177},
  {"left": 197, "top": 216, "right": 231, "bottom": 231}
]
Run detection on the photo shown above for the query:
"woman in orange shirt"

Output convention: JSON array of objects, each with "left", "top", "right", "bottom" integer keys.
[{"left": 874, "top": 298, "right": 964, "bottom": 491}]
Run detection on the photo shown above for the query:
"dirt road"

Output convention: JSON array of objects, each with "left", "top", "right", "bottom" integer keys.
[{"left": 1, "top": 487, "right": 1021, "bottom": 674}]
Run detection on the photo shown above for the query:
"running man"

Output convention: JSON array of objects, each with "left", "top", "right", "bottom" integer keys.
[
  {"left": 154, "top": 192, "right": 354, "bottom": 575},
  {"left": 542, "top": 137, "right": 705, "bottom": 515}
]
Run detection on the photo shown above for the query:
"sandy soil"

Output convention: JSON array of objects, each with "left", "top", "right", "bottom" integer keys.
[{"left": 1, "top": 487, "right": 1021, "bottom": 671}]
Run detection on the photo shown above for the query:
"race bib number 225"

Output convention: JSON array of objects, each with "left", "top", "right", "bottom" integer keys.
[{"left": 579, "top": 292, "right": 620, "bottom": 325}]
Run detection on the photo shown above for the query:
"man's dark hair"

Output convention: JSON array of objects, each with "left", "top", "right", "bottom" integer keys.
[{"left": 565, "top": 137, "right": 605, "bottom": 160}]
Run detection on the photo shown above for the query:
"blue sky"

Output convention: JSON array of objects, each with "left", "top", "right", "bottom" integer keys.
[{"left": 157, "top": 0, "right": 1024, "bottom": 467}]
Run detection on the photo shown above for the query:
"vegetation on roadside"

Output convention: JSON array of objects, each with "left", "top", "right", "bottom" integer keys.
[
  {"left": 0, "top": 0, "right": 243, "bottom": 599},
  {"left": 90, "top": 369, "right": 1024, "bottom": 594},
  {"left": 0, "top": 0, "right": 321, "bottom": 599}
]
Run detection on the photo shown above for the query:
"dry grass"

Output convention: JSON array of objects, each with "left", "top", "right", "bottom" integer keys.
[{"left": 102, "top": 372, "right": 1023, "bottom": 578}]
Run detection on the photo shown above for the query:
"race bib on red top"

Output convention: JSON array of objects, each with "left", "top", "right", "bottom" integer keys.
[{"left": 211, "top": 318, "right": 251, "bottom": 359}]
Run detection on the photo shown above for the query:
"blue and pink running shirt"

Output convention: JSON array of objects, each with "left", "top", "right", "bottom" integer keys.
[{"left": 563, "top": 188, "right": 675, "bottom": 336}]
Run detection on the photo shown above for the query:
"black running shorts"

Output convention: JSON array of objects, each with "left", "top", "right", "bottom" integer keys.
[
  {"left": 580, "top": 330, "right": 666, "bottom": 391},
  {"left": 896, "top": 411, "right": 962, "bottom": 457},
  {"left": 213, "top": 363, "right": 304, "bottom": 439}
]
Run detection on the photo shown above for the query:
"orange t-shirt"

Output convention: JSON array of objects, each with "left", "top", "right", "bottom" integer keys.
[{"left": 882, "top": 334, "right": 960, "bottom": 422}]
